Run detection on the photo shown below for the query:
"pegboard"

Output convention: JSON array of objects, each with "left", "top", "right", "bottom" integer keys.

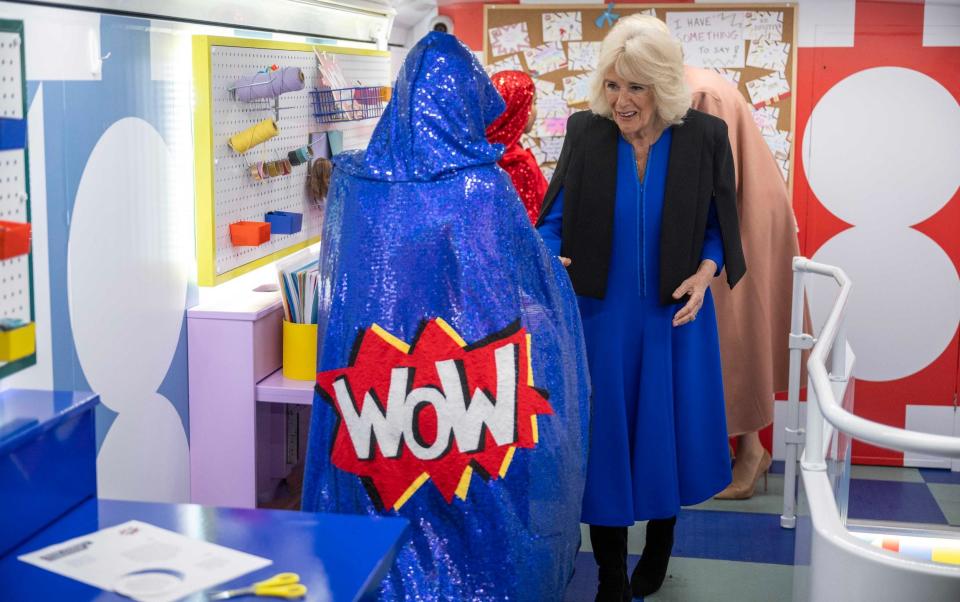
[
  {"left": 0, "top": 19, "right": 35, "bottom": 377},
  {"left": 193, "top": 36, "right": 391, "bottom": 286},
  {"left": 0, "top": 31, "right": 23, "bottom": 119}
]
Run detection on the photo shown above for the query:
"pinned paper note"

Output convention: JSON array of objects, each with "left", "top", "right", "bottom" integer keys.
[
  {"left": 535, "top": 117, "right": 569, "bottom": 138},
  {"left": 562, "top": 73, "right": 592, "bottom": 105},
  {"left": 751, "top": 106, "right": 780, "bottom": 131},
  {"left": 776, "top": 157, "right": 789, "bottom": 181},
  {"left": 761, "top": 127, "right": 791, "bottom": 160},
  {"left": 528, "top": 139, "right": 547, "bottom": 165},
  {"left": 489, "top": 23, "right": 531, "bottom": 57},
  {"left": 667, "top": 11, "right": 746, "bottom": 69},
  {"left": 747, "top": 40, "right": 790, "bottom": 72},
  {"left": 536, "top": 90, "right": 571, "bottom": 117},
  {"left": 538, "top": 136, "right": 565, "bottom": 163},
  {"left": 566, "top": 41, "right": 602, "bottom": 71},
  {"left": 746, "top": 71, "right": 790, "bottom": 106},
  {"left": 485, "top": 54, "right": 524, "bottom": 75},
  {"left": 534, "top": 78, "right": 556, "bottom": 95},
  {"left": 543, "top": 12, "right": 582, "bottom": 42},
  {"left": 744, "top": 11, "right": 784, "bottom": 41},
  {"left": 523, "top": 42, "right": 567, "bottom": 76},
  {"left": 713, "top": 68, "right": 741, "bottom": 87}
]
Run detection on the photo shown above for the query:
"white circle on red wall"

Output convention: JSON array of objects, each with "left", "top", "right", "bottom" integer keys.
[
  {"left": 807, "top": 226, "right": 960, "bottom": 382},
  {"left": 803, "top": 67, "right": 960, "bottom": 227}
]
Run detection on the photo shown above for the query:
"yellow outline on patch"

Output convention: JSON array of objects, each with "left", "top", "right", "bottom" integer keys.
[
  {"left": 434, "top": 317, "right": 468, "bottom": 347},
  {"left": 455, "top": 466, "right": 473, "bottom": 500},
  {"left": 526, "top": 333, "right": 534, "bottom": 386},
  {"left": 371, "top": 323, "right": 410, "bottom": 353},
  {"left": 498, "top": 446, "right": 516, "bottom": 478},
  {"left": 393, "top": 472, "right": 430, "bottom": 510}
]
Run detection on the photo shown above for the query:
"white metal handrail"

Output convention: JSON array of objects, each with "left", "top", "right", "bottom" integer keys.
[
  {"left": 797, "top": 257, "right": 960, "bottom": 467},
  {"left": 781, "top": 257, "right": 960, "bottom": 530}
]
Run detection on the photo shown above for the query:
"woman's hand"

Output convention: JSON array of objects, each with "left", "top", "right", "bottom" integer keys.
[
  {"left": 672, "top": 260, "right": 717, "bottom": 327},
  {"left": 558, "top": 256, "right": 572, "bottom": 267}
]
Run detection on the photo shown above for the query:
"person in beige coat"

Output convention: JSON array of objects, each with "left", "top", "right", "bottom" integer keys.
[{"left": 616, "top": 15, "right": 800, "bottom": 499}]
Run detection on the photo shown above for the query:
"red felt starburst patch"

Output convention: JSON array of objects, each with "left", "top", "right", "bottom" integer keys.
[{"left": 316, "top": 318, "right": 553, "bottom": 511}]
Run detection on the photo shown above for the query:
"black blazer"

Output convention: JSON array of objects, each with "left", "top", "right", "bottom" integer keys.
[{"left": 536, "top": 109, "right": 746, "bottom": 305}]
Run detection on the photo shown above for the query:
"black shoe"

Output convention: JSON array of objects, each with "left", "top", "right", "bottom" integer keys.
[
  {"left": 590, "top": 525, "right": 631, "bottom": 602},
  {"left": 630, "top": 516, "right": 677, "bottom": 597}
]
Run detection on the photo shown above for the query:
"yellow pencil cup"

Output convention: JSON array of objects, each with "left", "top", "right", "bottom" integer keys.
[
  {"left": 282, "top": 321, "right": 318, "bottom": 381},
  {"left": 0, "top": 322, "right": 35, "bottom": 362}
]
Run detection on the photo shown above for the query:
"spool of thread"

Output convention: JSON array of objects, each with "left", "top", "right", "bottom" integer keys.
[
  {"left": 288, "top": 145, "right": 314, "bottom": 166},
  {"left": 232, "top": 67, "right": 306, "bottom": 102},
  {"left": 229, "top": 118, "right": 278, "bottom": 154}
]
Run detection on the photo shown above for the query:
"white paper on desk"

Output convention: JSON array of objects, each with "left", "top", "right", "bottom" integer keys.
[
  {"left": 744, "top": 11, "right": 784, "bottom": 41},
  {"left": 542, "top": 12, "right": 582, "bottom": 42},
  {"left": 746, "top": 71, "right": 790, "bottom": 106},
  {"left": 523, "top": 42, "right": 567, "bottom": 76},
  {"left": 566, "top": 41, "right": 601, "bottom": 72},
  {"left": 489, "top": 22, "right": 530, "bottom": 57},
  {"left": 746, "top": 40, "right": 789, "bottom": 72},
  {"left": 18, "top": 520, "right": 271, "bottom": 602},
  {"left": 667, "top": 11, "right": 746, "bottom": 69}
]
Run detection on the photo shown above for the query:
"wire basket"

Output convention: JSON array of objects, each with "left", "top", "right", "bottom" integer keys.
[{"left": 310, "top": 86, "right": 390, "bottom": 124}]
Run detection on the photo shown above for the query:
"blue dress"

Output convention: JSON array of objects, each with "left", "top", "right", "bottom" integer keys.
[{"left": 538, "top": 129, "right": 732, "bottom": 526}]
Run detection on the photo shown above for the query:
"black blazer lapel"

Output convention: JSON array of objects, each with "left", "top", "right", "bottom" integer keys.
[{"left": 660, "top": 114, "right": 703, "bottom": 302}]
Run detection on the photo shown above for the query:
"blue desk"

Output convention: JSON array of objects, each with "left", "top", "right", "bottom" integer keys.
[
  {"left": 0, "top": 498, "right": 409, "bottom": 601},
  {"left": 0, "top": 389, "right": 99, "bottom": 557}
]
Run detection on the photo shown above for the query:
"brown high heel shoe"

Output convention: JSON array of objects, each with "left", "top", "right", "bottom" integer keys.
[{"left": 714, "top": 449, "right": 772, "bottom": 500}]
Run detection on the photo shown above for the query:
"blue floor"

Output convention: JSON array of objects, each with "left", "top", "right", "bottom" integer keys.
[{"left": 562, "top": 463, "right": 960, "bottom": 601}]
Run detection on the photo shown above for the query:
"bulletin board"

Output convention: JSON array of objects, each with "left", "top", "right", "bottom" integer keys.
[
  {"left": 484, "top": 4, "right": 797, "bottom": 188},
  {"left": 0, "top": 19, "right": 36, "bottom": 378},
  {"left": 193, "top": 36, "right": 391, "bottom": 286}
]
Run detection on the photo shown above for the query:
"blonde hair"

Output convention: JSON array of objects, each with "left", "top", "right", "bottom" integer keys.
[{"left": 588, "top": 15, "right": 690, "bottom": 126}]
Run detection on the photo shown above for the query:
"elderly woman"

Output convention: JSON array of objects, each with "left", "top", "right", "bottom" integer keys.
[{"left": 537, "top": 21, "right": 746, "bottom": 601}]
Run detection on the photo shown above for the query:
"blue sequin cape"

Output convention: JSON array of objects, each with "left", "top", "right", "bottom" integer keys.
[{"left": 301, "top": 32, "right": 591, "bottom": 601}]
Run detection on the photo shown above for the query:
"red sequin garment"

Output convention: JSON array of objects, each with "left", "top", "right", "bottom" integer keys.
[{"left": 486, "top": 71, "right": 548, "bottom": 224}]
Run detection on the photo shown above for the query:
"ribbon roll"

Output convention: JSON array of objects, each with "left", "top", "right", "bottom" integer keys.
[
  {"left": 229, "top": 118, "right": 278, "bottom": 154},
  {"left": 266, "top": 161, "right": 279, "bottom": 178},
  {"left": 287, "top": 145, "right": 315, "bottom": 166},
  {"left": 233, "top": 67, "right": 306, "bottom": 102},
  {"left": 249, "top": 164, "right": 263, "bottom": 181}
]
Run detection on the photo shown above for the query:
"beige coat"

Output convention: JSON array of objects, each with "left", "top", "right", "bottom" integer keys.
[{"left": 686, "top": 67, "right": 801, "bottom": 435}]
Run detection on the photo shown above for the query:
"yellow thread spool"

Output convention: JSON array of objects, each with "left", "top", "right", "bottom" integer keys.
[
  {"left": 229, "top": 118, "right": 278, "bottom": 154},
  {"left": 282, "top": 321, "right": 318, "bottom": 381}
]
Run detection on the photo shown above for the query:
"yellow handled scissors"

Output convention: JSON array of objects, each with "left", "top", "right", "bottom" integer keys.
[{"left": 208, "top": 572, "right": 307, "bottom": 600}]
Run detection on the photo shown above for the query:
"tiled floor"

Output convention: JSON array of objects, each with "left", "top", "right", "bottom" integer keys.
[{"left": 563, "top": 462, "right": 960, "bottom": 601}]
